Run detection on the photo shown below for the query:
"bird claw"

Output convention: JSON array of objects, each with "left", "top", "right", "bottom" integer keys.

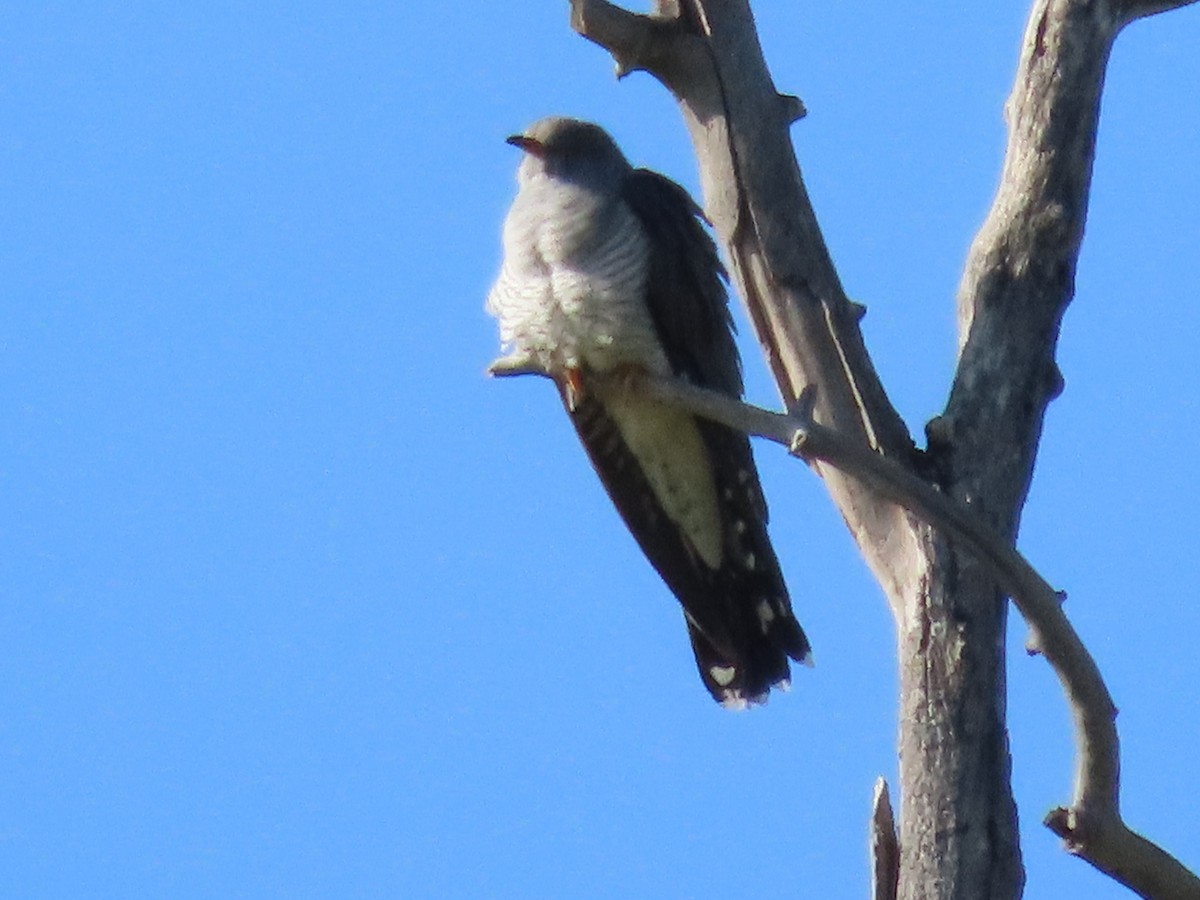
[{"left": 563, "top": 367, "right": 585, "bottom": 412}]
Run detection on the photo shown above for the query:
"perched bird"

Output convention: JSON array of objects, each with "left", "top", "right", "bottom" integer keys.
[{"left": 486, "top": 116, "right": 811, "bottom": 707}]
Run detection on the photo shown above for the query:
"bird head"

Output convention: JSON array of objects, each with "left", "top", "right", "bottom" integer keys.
[{"left": 507, "top": 117, "right": 630, "bottom": 190}]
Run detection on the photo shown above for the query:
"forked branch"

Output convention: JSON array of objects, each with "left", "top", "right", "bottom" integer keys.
[
  {"left": 491, "top": 355, "right": 1200, "bottom": 897},
  {"left": 627, "top": 371, "right": 1200, "bottom": 899}
]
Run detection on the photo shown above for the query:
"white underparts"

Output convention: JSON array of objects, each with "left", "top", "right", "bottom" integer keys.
[
  {"left": 486, "top": 176, "right": 664, "bottom": 380},
  {"left": 604, "top": 390, "right": 724, "bottom": 570}
]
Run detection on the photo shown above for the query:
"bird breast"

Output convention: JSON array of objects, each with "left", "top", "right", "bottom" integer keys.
[{"left": 488, "top": 178, "right": 668, "bottom": 377}]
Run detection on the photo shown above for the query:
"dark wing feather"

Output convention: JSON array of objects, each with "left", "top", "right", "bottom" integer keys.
[
  {"left": 566, "top": 387, "right": 736, "bottom": 658},
  {"left": 620, "top": 169, "right": 741, "bottom": 396},
  {"left": 589, "top": 168, "right": 812, "bottom": 705},
  {"left": 565, "top": 386, "right": 810, "bottom": 701}
]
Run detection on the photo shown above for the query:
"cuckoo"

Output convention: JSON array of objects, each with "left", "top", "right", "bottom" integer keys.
[{"left": 486, "top": 116, "right": 811, "bottom": 707}]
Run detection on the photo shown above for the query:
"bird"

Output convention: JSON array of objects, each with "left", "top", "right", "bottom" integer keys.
[{"left": 486, "top": 116, "right": 811, "bottom": 708}]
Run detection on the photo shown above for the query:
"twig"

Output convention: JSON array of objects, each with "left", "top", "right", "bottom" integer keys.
[{"left": 870, "top": 778, "right": 900, "bottom": 900}]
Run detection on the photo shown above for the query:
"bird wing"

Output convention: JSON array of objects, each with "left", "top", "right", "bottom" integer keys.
[
  {"left": 561, "top": 167, "right": 810, "bottom": 705},
  {"left": 619, "top": 168, "right": 742, "bottom": 397}
]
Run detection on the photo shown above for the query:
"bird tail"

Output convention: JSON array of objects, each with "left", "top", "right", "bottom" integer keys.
[{"left": 684, "top": 587, "right": 812, "bottom": 709}]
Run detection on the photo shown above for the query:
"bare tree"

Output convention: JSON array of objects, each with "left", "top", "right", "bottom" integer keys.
[{"left": 562, "top": 0, "right": 1200, "bottom": 896}]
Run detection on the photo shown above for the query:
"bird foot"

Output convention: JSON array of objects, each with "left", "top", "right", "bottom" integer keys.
[{"left": 562, "top": 367, "right": 585, "bottom": 412}]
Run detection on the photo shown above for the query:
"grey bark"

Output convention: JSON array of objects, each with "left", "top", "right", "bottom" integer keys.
[{"left": 566, "top": 0, "right": 1199, "bottom": 896}]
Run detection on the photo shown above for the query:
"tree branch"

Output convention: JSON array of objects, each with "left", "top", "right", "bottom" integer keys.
[
  {"left": 870, "top": 778, "right": 900, "bottom": 900},
  {"left": 1114, "top": 0, "right": 1198, "bottom": 21},
  {"left": 494, "top": 357, "right": 1200, "bottom": 897},
  {"left": 940, "top": 0, "right": 1195, "bottom": 533},
  {"left": 625, "top": 371, "right": 1200, "bottom": 900},
  {"left": 570, "top": 0, "right": 685, "bottom": 79},
  {"left": 617, "top": 367, "right": 1195, "bottom": 898},
  {"left": 934, "top": 0, "right": 1200, "bottom": 889}
]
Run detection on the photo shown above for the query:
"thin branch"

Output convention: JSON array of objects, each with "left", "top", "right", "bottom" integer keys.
[{"left": 570, "top": 0, "right": 685, "bottom": 79}]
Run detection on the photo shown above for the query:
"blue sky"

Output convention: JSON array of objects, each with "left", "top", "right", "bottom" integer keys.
[{"left": 2, "top": 3, "right": 1198, "bottom": 898}]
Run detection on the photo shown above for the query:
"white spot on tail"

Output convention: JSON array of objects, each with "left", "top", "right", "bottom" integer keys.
[
  {"left": 743, "top": 552, "right": 756, "bottom": 570},
  {"left": 710, "top": 665, "right": 737, "bottom": 687},
  {"left": 756, "top": 599, "right": 776, "bottom": 633}
]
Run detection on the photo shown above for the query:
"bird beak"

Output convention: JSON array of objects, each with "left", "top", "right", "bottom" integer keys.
[{"left": 506, "top": 134, "right": 545, "bottom": 157}]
